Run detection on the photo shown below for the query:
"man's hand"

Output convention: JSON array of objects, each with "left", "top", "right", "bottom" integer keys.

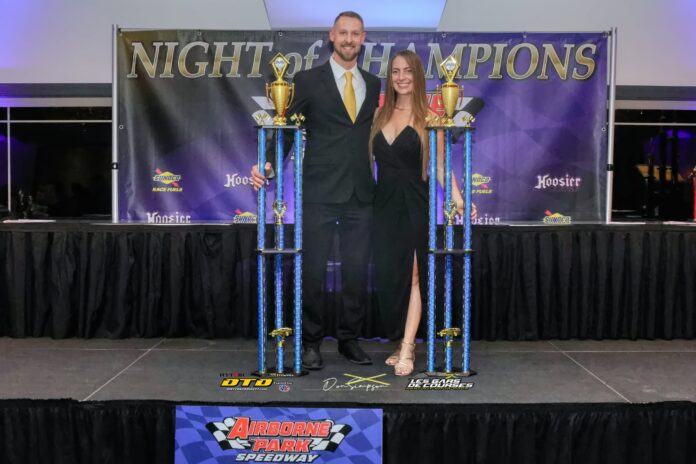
[{"left": 251, "top": 162, "right": 272, "bottom": 191}]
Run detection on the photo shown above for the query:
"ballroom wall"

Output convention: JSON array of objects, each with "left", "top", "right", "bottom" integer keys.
[{"left": 0, "top": 0, "right": 694, "bottom": 88}]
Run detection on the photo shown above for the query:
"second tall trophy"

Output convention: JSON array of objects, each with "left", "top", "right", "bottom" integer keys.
[
  {"left": 426, "top": 55, "right": 476, "bottom": 376},
  {"left": 255, "top": 53, "right": 306, "bottom": 376}
]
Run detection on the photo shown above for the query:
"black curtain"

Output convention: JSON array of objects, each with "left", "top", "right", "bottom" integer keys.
[
  {"left": 1, "top": 400, "right": 695, "bottom": 464},
  {"left": 1, "top": 223, "right": 695, "bottom": 339}
]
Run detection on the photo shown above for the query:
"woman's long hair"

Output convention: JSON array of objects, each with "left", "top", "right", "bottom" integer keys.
[{"left": 369, "top": 50, "right": 430, "bottom": 179}]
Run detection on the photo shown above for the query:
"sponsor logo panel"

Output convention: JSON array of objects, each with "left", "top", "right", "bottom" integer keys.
[
  {"left": 175, "top": 406, "right": 382, "bottom": 463},
  {"left": 321, "top": 373, "right": 390, "bottom": 393},
  {"left": 146, "top": 211, "right": 191, "bottom": 224},
  {"left": 152, "top": 168, "right": 183, "bottom": 192},
  {"left": 543, "top": 210, "right": 572, "bottom": 224},
  {"left": 225, "top": 173, "right": 254, "bottom": 189},
  {"left": 472, "top": 204, "right": 501, "bottom": 225},
  {"left": 405, "top": 377, "right": 474, "bottom": 391},
  {"left": 472, "top": 173, "right": 493, "bottom": 195},
  {"left": 534, "top": 173, "right": 582, "bottom": 192},
  {"left": 218, "top": 372, "right": 291, "bottom": 392},
  {"left": 233, "top": 209, "right": 257, "bottom": 224},
  {"left": 206, "top": 416, "right": 350, "bottom": 461}
]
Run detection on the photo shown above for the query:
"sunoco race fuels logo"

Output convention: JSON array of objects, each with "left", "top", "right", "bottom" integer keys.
[
  {"left": 206, "top": 416, "right": 351, "bottom": 462},
  {"left": 232, "top": 209, "right": 257, "bottom": 224},
  {"left": 472, "top": 173, "right": 493, "bottom": 194},
  {"left": 152, "top": 168, "right": 183, "bottom": 192},
  {"left": 543, "top": 210, "right": 572, "bottom": 224}
]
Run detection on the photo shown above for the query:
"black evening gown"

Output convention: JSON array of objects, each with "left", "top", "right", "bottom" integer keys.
[{"left": 373, "top": 126, "right": 429, "bottom": 340}]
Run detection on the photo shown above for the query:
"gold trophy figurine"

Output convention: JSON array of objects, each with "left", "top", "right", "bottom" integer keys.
[
  {"left": 443, "top": 200, "right": 458, "bottom": 226},
  {"left": 437, "top": 54, "right": 462, "bottom": 127},
  {"left": 266, "top": 53, "right": 294, "bottom": 125},
  {"left": 272, "top": 199, "right": 287, "bottom": 226}
]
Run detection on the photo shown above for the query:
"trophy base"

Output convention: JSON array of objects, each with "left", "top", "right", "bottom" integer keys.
[
  {"left": 252, "top": 368, "right": 309, "bottom": 378},
  {"left": 257, "top": 248, "right": 302, "bottom": 255},
  {"left": 254, "top": 124, "right": 303, "bottom": 130},
  {"left": 424, "top": 369, "right": 477, "bottom": 378},
  {"left": 429, "top": 248, "right": 475, "bottom": 255}
]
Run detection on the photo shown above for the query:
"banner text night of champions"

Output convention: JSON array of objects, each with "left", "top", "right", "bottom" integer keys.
[{"left": 126, "top": 40, "right": 597, "bottom": 81}]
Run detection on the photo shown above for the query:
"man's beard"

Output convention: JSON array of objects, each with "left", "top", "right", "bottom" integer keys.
[{"left": 333, "top": 42, "right": 359, "bottom": 62}]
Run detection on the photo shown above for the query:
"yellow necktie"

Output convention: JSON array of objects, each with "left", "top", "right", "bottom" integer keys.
[{"left": 343, "top": 71, "right": 356, "bottom": 123}]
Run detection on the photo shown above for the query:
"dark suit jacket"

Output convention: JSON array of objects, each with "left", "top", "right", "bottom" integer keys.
[{"left": 272, "top": 61, "right": 381, "bottom": 204}]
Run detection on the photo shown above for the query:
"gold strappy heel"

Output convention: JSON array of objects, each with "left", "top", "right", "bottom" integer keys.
[
  {"left": 385, "top": 340, "right": 402, "bottom": 366},
  {"left": 394, "top": 341, "right": 416, "bottom": 376}
]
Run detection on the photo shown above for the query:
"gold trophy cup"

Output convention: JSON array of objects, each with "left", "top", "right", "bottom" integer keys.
[
  {"left": 437, "top": 55, "right": 461, "bottom": 127},
  {"left": 266, "top": 53, "right": 294, "bottom": 125}
]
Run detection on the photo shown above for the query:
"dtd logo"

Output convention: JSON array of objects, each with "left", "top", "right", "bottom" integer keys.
[{"left": 220, "top": 378, "right": 273, "bottom": 388}]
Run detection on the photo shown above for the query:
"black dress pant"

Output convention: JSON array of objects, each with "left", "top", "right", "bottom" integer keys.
[{"left": 302, "top": 193, "right": 372, "bottom": 345}]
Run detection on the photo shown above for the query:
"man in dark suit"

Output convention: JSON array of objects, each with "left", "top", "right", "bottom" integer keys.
[{"left": 251, "top": 11, "right": 380, "bottom": 370}]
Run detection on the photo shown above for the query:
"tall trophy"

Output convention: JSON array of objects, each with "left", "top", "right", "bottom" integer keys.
[
  {"left": 437, "top": 55, "right": 461, "bottom": 127},
  {"left": 266, "top": 53, "right": 294, "bottom": 125},
  {"left": 255, "top": 52, "right": 306, "bottom": 376},
  {"left": 425, "top": 54, "right": 476, "bottom": 377}
]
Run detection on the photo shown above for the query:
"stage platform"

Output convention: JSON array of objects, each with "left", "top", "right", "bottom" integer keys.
[
  {"left": 2, "top": 337, "right": 696, "bottom": 403},
  {"left": 2, "top": 338, "right": 696, "bottom": 463}
]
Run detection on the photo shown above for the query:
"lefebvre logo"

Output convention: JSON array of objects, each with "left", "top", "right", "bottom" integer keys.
[
  {"left": 225, "top": 173, "right": 254, "bottom": 189},
  {"left": 534, "top": 173, "right": 582, "bottom": 192}
]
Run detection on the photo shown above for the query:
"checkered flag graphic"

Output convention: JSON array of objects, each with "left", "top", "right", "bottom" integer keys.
[
  {"left": 206, "top": 417, "right": 352, "bottom": 453},
  {"left": 309, "top": 423, "right": 352, "bottom": 452},
  {"left": 205, "top": 417, "right": 252, "bottom": 450}
]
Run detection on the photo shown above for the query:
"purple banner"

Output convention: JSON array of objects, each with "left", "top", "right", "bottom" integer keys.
[
  {"left": 174, "top": 405, "right": 383, "bottom": 463},
  {"left": 118, "top": 31, "right": 608, "bottom": 224}
]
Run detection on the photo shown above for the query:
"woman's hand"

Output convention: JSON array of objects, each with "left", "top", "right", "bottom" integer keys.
[
  {"left": 455, "top": 198, "right": 464, "bottom": 216},
  {"left": 455, "top": 199, "right": 478, "bottom": 222}
]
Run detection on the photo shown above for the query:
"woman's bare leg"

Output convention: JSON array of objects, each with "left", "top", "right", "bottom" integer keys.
[{"left": 395, "top": 253, "right": 421, "bottom": 376}]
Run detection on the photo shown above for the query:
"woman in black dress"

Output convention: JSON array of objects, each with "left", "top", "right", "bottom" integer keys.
[{"left": 370, "top": 50, "right": 465, "bottom": 376}]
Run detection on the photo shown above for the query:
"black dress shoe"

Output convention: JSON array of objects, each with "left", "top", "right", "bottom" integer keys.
[
  {"left": 302, "top": 345, "right": 324, "bottom": 370},
  {"left": 338, "top": 340, "right": 373, "bottom": 365}
]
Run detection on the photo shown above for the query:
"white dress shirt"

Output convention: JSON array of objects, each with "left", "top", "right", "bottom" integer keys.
[{"left": 329, "top": 55, "right": 366, "bottom": 116}]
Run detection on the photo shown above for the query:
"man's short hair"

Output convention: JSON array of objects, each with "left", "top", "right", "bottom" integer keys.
[{"left": 333, "top": 11, "right": 364, "bottom": 28}]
